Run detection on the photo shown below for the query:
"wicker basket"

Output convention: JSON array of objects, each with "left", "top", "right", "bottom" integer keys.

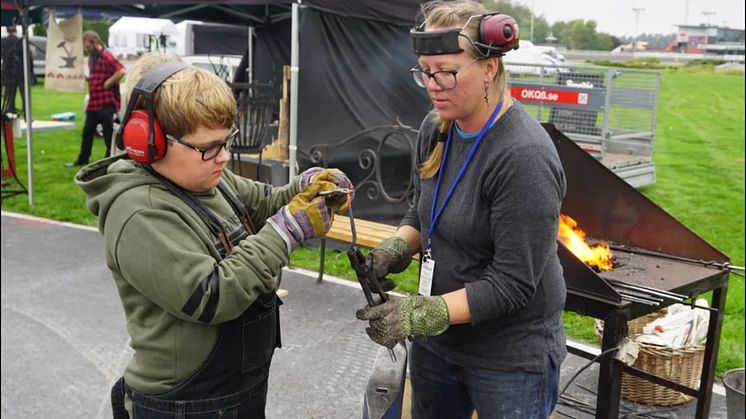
[{"left": 595, "top": 311, "right": 706, "bottom": 406}]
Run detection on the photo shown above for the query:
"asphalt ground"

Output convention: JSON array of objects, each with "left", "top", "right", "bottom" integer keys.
[{"left": 0, "top": 212, "right": 730, "bottom": 418}]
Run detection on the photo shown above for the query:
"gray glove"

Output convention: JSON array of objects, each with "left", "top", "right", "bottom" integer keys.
[
  {"left": 365, "top": 236, "right": 412, "bottom": 291},
  {"left": 356, "top": 295, "right": 450, "bottom": 349}
]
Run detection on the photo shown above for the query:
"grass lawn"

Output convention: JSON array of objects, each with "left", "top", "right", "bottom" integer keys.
[{"left": 2, "top": 65, "right": 743, "bottom": 374}]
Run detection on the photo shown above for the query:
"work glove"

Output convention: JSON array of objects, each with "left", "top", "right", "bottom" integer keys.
[
  {"left": 356, "top": 295, "right": 450, "bottom": 349},
  {"left": 268, "top": 181, "right": 336, "bottom": 252},
  {"left": 298, "top": 167, "right": 354, "bottom": 214},
  {"left": 366, "top": 236, "right": 412, "bottom": 280}
]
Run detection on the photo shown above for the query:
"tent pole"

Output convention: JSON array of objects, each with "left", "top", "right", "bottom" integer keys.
[
  {"left": 248, "top": 25, "right": 254, "bottom": 83},
  {"left": 288, "top": 2, "right": 299, "bottom": 180},
  {"left": 21, "top": 6, "right": 34, "bottom": 207}
]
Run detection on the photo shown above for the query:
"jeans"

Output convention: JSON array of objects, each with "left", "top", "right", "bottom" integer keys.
[
  {"left": 76, "top": 105, "right": 114, "bottom": 164},
  {"left": 410, "top": 341, "right": 560, "bottom": 419},
  {"left": 128, "top": 378, "right": 269, "bottom": 419}
]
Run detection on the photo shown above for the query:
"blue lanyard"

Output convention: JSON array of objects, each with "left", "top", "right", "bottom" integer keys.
[{"left": 427, "top": 101, "right": 503, "bottom": 250}]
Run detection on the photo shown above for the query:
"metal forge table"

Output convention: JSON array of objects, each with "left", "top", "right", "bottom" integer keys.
[{"left": 546, "top": 124, "right": 730, "bottom": 419}]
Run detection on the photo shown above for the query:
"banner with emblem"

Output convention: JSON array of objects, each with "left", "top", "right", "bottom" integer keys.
[{"left": 44, "top": 9, "right": 85, "bottom": 92}]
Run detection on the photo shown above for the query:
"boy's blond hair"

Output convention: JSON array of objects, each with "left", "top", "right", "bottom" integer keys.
[{"left": 123, "top": 53, "right": 237, "bottom": 139}]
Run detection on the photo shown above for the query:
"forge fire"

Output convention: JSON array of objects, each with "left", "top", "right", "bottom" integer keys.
[{"left": 557, "top": 214, "right": 613, "bottom": 271}]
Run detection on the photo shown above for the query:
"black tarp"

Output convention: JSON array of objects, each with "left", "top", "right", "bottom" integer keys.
[
  {"left": 250, "top": 17, "right": 291, "bottom": 102},
  {"left": 293, "top": 6, "right": 430, "bottom": 223},
  {"left": 17, "top": 0, "right": 433, "bottom": 224},
  {"left": 1, "top": 1, "right": 44, "bottom": 25},
  {"left": 193, "top": 24, "right": 248, "bottom": 55},
  {"left": 20, "top": 1, "right": 423, "bottom": 26}
]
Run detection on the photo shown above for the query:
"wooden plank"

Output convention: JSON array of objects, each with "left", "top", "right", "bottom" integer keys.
[
  {"left": 264, "top": 65, "right": 290, "bottom": 161},
  {"left": 326, "top": 215, "right": 397, "bottom": 249},
  {"left": 276, "top": 65, "right": 290, "bottom": 159}
]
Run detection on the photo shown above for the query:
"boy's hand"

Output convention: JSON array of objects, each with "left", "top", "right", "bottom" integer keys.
[
  {"left": 298, "top": 167, "right": 354, "bottom": 213},
  {"left": 268, "top": 181, "right": 336, "bottom": 252}
]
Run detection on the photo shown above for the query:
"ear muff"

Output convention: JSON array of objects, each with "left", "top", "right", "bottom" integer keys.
[
  {"left": 477, "top": 13, "right": 520, "bottom": 57},
  {"left": 116, "top": 61, "right": 190, "bottom": 164},
  {"left": 121, "top": 110, "right": 167, "bottom": 163}
]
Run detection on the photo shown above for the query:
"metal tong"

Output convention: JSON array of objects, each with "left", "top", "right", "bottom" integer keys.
[
  {"left": 325, "top": 188, "right": 396, "bottom": 361},
  {"left": 345, "top": 207, "right": 389, "bottom": 308}
]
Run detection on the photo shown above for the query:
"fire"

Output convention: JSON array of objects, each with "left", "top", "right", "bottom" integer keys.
[{"left": 558, "top": 214, "right": 613, "bottom": 271}]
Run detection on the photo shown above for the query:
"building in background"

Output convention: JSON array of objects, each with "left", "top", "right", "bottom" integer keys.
[{"left": 666, "top": 24, "right": 745, "bottom": 56}]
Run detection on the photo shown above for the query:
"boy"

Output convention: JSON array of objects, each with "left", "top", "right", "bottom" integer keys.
[{"left": 76, "top": 54, "right": 351, "bottom": 418}]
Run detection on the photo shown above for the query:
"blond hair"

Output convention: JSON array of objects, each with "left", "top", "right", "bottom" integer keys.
[
  {"left": 418, "top": 0, "right": 511, "bottom": 179},
  {"left": 123, "top": 54, "right": 237, "bottom": 139}
]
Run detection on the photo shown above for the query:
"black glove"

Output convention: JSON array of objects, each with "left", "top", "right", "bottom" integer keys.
[{"left": 365, "top": 236, "right": 412, "bottom": 291}]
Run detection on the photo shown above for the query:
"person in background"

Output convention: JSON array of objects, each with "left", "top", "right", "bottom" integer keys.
[
  {"left": 75, "top": 53, "right": 353, "bottom": 418},
  {"left": 1, "top": 26, "right": 35, "bottom": 116},
  {"left": 65, "top": 30, "right": 125, "bottom": 167},
  {"left": 356, "top": 1, "right": 567, "bottom": 418}
]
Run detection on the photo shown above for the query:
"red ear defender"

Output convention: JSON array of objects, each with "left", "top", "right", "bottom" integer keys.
[
  {"left": 478, "top": 13, "right": 520, "bottom": 56},
  {"left": 122, "top": 110, "right": 167, "bottom": 164},
  {"left": 115, "top": 61, "right": 190, "bottom": 164}
]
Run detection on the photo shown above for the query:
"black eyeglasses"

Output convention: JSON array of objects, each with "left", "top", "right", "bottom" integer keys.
[
  {"left": 166, "top": 127, "right": 239, "bottom": 161},
  {"left": 410, "top": 58, "right": 482, "bottom": 90}
]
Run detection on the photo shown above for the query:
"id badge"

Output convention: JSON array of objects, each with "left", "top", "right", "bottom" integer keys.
[{"left": 418, "top": 252, "right": 435, "bottom": 296}]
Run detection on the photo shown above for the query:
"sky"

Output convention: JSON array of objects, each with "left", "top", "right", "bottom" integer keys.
[{"left": 511, "top": 0, "right": 745, "bottom": 37}]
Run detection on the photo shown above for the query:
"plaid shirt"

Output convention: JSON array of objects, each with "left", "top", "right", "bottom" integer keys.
[{"left": 86, "top": 49, "right": 124, "bottom": 112}]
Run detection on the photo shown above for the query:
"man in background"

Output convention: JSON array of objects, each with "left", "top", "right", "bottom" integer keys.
[
  {"left": 65, "top": 30, "right": 125, "bottom": 167},
  {"left": 1, "top": 26, "right": 34, "bottom": 116}
]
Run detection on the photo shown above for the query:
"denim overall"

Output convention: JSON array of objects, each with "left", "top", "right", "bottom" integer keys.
[{"left": 111, "top": 179, "right": 282, "bottom": 418}]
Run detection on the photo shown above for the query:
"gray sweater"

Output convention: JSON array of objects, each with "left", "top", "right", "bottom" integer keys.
[{"left": 401, "top": 102, "right": 567, "bottom": 372}]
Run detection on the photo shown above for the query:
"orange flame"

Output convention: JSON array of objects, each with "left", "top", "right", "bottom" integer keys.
[{"left": 558, "top": 214, "right": 613, "bottom": 271}]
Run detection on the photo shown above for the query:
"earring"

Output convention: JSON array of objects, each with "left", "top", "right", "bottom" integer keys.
[{"left": 483, "top": 81, "right": 490, "bottom": 107}]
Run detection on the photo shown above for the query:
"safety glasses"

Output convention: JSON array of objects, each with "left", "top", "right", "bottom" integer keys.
[
  {"left": 166, "top": 127, "right": 239, "bottom": 161},
  {"left": 410, "top": 58, "right": 482, "bottom": 90}
]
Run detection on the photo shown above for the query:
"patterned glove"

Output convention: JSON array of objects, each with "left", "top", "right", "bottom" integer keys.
[
  {"left": 298, "top": 167, "right": 354, "bottom": 214},
  {"left": 356, "top": 295, "right": 450, "bottom": 349},
  {"left": 298, "top": 167, "right": 325, "bottom": 189},
  {"left": 366, "top": 236, "right": 413, "bottom": 278},
  {"left": 267, "top": 181, "right": 336, "bottom": 253}
]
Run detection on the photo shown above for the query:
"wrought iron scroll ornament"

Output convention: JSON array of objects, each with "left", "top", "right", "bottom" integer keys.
[{"left": 307, "top": 119, "right": 419, "bottom": 206}]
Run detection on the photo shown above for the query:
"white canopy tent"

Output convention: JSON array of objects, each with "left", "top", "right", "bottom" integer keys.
[{"left": 108, "top": 17, "right": 180, "bottom": 58}]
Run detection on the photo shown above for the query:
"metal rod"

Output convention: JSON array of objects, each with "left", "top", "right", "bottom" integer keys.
[
  {"left": 247, "top": 25, "right": 254, "bottom": 83},
  {"left": 607, "top": 279, "right": 686, "bottom": 301},
  {"left": 617, "top": 291, "right": 662, "bottom": 305},
  {"left": 610, "top": 281, "right": 718, "bottom": 312},
  {"left": 288, "top": 2, "right": 299, "bottom": 179},
  {"left": 347, "top": 197, "right": 357, "bottom": 246},
  {"left": 608, "top": 244, "right": 743, "bottom": 272},
  {"left": 21, "top": 7, "right": 34, "bottom": 207},
  {"left": 619, "top": 294, "right": 660, "bottom": 306},
  {"left": 614, "top": 287, "right": 664, "bottom": 303}
]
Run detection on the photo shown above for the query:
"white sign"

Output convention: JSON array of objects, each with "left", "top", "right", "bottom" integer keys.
[{"left": 44, "top": 9, "right": 85, "bottom": 92}]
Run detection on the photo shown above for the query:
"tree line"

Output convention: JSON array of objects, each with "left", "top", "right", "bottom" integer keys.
[{"left": 484, "top": 0, "right": 619, "bottom": 50}]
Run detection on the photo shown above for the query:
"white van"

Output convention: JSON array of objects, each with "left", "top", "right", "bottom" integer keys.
[{"left": 503, "top": 40, "right": 563, "bottom": 75}]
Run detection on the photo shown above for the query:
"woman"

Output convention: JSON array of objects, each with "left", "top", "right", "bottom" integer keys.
[{"left": 356, "top": 1, "right": 567, "bottom": 418}]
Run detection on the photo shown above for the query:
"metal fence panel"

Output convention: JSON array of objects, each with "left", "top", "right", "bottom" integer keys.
[
  {"left": 506, "top": 64, "right": 660, "bottom": 158},
  {"left": 506, "top": 62, "right": 660, "bottom": 187}
]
